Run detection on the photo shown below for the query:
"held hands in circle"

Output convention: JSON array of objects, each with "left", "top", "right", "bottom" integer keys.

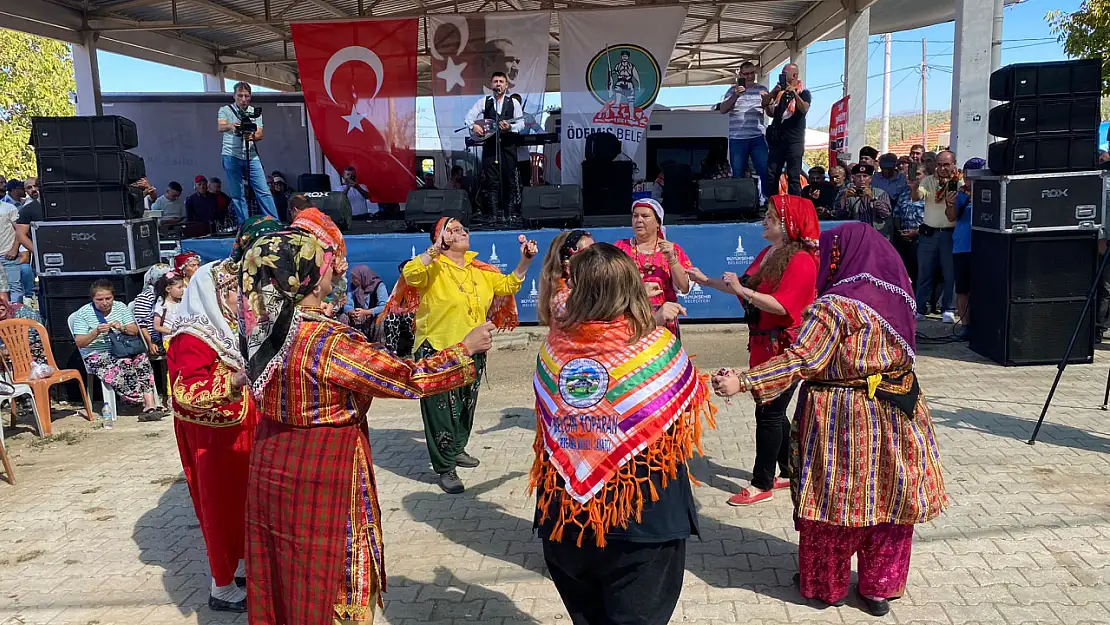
[
  {"left": 643, "top": 281, "right": 664, "bottom": 299},
  {"left": 722, "top": 272, "right": 743, "bottom": 295},
  {"left": 518, "top": 234, "right": 539, "bottom": 260},
  {"left": 232, "top": 370, "right": 250, "bottom": 390},
  {"left": 686, "top": 267, "right": 709, "bottom": 285},
  {"left": 654, "top": 302, "right": 687, "bottom": 326},
  {"left": 711, "top": 368, "right": 743, "bottom": 397},
  {"left": 462, "top": 321, "right": 496, "bottom": 355},
  {"left": 658, "top": 240, "right": 677, "bottom": 263}
]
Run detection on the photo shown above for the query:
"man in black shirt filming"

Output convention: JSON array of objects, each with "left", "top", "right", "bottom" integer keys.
[{"left": 762, "top": 63, "right": 811, "bottom": 196}]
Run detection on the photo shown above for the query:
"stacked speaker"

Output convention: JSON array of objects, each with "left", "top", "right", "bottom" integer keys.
[
  {"left": 29, "top": 115, "right": 158, "bottom": 375},
  {"left": 969, "top": 58, "right": 1104, "bottom": 366}
]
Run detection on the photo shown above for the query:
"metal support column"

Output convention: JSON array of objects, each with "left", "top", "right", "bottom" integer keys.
[
  {"left": 74, "top": 31, "right": 103, "bottom": 116},
  {"left": 844, "top": 1, "right": 870, "bottom": 162}
]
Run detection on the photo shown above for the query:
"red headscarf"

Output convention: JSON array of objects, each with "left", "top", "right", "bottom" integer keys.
[
  {"left": 770, "top": 194, "right": 820, "bottom": 259},
  {"left": 174, "top": 251, "right": 200, "bottom": 273},
  {"left": 291, "top": 207, "right": 347, "bottom": 272}
]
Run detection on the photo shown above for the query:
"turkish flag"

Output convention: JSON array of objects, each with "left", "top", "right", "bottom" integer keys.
[{"left": 292, "top": 19, "right": 417, "bottom": 204}]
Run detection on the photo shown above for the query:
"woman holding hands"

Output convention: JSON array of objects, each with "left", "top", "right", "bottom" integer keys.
[
  {"left": 615, "top": 199, "right": 693, "bottom": 336},
  {"left": 688, "top": 195, "right": 820, "bottom": 506},
  {"left": 397, "top": 217, "right": 537, "bottom": 494}
]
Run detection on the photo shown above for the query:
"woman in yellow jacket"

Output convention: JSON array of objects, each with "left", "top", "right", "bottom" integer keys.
[{"left": 396, "top": 217, "right": 537, "bottom": 494}]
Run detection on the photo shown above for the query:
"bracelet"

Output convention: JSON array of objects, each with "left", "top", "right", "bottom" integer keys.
[{"left": 426, "top": 245, "right": 441, "bottom": 258}]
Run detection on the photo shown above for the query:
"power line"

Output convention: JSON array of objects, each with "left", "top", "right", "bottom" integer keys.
[{"left": 807, "top": 65, "right": 920, "bottom": 94}]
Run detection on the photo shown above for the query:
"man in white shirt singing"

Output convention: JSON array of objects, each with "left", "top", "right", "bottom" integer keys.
[{"left": 465, "top": 71, "right": 523, "bottom": 219}]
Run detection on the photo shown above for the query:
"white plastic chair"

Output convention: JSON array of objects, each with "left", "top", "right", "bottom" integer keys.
[{"left": 0, "top": 363, "right": 43, "bottom": 438}]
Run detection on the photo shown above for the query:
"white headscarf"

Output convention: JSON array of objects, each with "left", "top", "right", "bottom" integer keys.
[
  {"left": 632, "top": 198, "right": 667, "bottom": 238},
  {"left": 170, "top": 259, "right": 243, "bottom": 370}
]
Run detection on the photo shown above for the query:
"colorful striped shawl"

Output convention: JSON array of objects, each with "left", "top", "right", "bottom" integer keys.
[{"left": 531, "top": 320, "right": 715, "bottom": 545}]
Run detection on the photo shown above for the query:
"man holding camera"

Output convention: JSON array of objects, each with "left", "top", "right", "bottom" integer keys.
[
  {"left": 834, "top": 163, "right": 893, "bottom": 239},
  {"left": 762, "top": 63, "right": 811, "bottom": 196},
  {"left": 718, "top": 62, "right": 771, "bottom": 199},
  {"left": 217, "top": 82, "right": 279, "bottom": 223}
]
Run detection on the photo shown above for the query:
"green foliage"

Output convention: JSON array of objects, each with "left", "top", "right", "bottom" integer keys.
[
  {"left": 803, "top": 149, "right": 828, "bottom": 169},
  {"left": 0, "top": 29, "right": 77, "bottom": 178},
  {"left": 1048, "top": 2, "right": 1110, "bottom": 95}
]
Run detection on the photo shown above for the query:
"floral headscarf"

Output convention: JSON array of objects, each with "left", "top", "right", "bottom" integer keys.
[
  {"left": 232, "top": 215, "right": 283, "bottom": 263},
  {"left": 291, "top": 208, "right": 347, "bottom": 273},
  {"left": 172, "top": 259, "right": 243, "bottom": 369},
  {"left": 144, "top": 264, "right": 172, "bottom": 287},
  {"left": 238, "top": 231, "right": 335, "bottom": 396}
]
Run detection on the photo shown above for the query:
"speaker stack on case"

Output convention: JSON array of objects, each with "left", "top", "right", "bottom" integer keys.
[
  {"left": 28, "top": 115, "right": 157, "bottom": 381},
  {"left": 970, "top": 58, "right": 1104, "bottom": 366}
]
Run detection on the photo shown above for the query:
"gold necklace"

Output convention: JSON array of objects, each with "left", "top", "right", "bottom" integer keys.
[{"left": 444, "top": 263, "right": 481, "bottom": 320}]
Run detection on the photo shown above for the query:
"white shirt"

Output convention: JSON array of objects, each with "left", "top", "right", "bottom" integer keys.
[
  {"left": 464, "top": 94, "right": 524, "bottom": 134},
  {"left": 0, "top": 203, "right": 18, "bottom": 255},
  {"left": 336, "top": 182, "right": 374, "bottom": 216}
]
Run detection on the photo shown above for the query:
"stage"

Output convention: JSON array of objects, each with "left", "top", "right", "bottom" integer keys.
[{"left": 185, "top": 220, "right": 847, "bottom": 323}]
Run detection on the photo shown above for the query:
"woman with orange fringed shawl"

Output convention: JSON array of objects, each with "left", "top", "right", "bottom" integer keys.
[
  {"left": 530, "top": 243, "right": 716, "bottom": 625},
  {"left": 384, "top": 217, "right": 537, "bottom": 494}
]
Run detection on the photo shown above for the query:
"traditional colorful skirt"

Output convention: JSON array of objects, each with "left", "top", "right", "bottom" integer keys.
[{"left": 246, "top": 419, "right": 383, "bottom": 625}]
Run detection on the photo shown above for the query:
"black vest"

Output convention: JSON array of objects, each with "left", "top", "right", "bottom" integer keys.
[{"left": 483, "top": 95, "right": 514, "bottom": 123}]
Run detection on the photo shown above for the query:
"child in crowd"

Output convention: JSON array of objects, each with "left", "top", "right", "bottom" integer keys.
[{"left": 153, "top": 272, "right": 186, "bottom": 348}]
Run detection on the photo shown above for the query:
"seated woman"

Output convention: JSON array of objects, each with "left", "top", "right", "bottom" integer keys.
[
  {"left": 346, "top": 265, "right": 388, "bottom": 339},
  {"left": 531, "top": 243, "right": 715, "bottom": 625},
  {"left": 72, "top": 279, "right": 162, "bottom": 416}
]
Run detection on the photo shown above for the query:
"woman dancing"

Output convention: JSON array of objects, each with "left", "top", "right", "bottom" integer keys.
[
  {"left": 240, "top": 230, "right": 495, "bottom": 625},
  {"left": 711, "top": 223, "right": 947, "bottom": 616},
  {"left": 689, "top": 194, "right": 820, "bottom": 506},
  {"left": 167, "top": 257, "right": 258, "bottom": 613},
  {"left": 531, "top": 243, "right": 715, "bottom": 625},
  {"left": 615, "top": 199, "right": 693, "bottom": 336},
  {"left": 396, "top": 217, "right": 536, "bottom": 494}
]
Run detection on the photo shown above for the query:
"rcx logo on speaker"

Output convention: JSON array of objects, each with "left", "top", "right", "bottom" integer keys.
[
  {"left": 1041, "top": 188, "right": 1069, "bottom": 198},
  {"left": 71, "top": 233, "right": 96, "bottom": 241}
]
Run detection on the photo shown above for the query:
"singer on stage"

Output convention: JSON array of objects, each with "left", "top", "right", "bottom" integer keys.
[{"left": 465, "top": 71, "right": 523, "bottom": 218}]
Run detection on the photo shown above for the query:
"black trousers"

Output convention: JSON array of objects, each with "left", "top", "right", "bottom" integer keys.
[
  {"left": 767, "top": 138, "right": 804, "bottom": 196},
  {"left": 481, "top": 146, "right": 518, "bottom": 218},
  {"left": 1098, "top": 251, "right": 1110, "bottom": 333},
  {"left": 751, "top": 382, "right": 798, "bottom": 491},
  {"left": 543, "top": 538, "right": 685, "bottom": 625},
  {"left": 894, "top": 235, "right": 919, "bottom": 293}
]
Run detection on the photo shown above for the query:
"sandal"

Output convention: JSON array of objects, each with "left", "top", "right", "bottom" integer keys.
[
  {"left": 727, "top": 486, "right": 773, "bottom": 506},
  {"left": 138, "top": 407, "right": 166, "bottom": 422}
]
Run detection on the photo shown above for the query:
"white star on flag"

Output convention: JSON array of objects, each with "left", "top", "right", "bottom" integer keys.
[
  {"left": 437, "top": 56, "right": 467, "bottom": 92},
  {"left": 341, "top": 104, "right": 367, "bottom": 133}
]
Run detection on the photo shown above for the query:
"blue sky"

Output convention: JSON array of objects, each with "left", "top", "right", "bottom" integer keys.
[{"left": 96, "top": 0, "right": 1079, "bottom": 134}]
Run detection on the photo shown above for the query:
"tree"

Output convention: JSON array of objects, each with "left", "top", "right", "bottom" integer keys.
[
  {"left": 1048, "top": 1, "right": 1110, "bottom": 95},
  {"left": 0, "top": 29, "right": 77, "bottom": 178}
]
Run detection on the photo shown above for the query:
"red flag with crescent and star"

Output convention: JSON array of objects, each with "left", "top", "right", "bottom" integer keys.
[{"left": 291, "top": 19, "right": 417, "bottom": 204}]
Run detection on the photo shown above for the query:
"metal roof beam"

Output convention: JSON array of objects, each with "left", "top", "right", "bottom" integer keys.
[{"left": 759, "top": 0, "right": 852, "bottom": 72}]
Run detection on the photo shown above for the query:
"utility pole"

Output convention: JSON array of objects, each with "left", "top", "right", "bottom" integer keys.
[
  {"left": 880, "top": 33, "right": 892, "bottom": 153},
  {"left": 921, "top": 38, "right": 928, "bottom": 150}
]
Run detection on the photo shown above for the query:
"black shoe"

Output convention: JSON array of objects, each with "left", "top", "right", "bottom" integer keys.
[
  {"left": 235, "top": 576, "right": 246, "bottom": 589},
  {"left": 856, "top": 587, "right": 891, "bottom": 616},
  {"left": 793, "top": 573, "right": 846, "bottom": 608},
  {"left": 208, "top": 595, "right": 247, "bottom": 613},
  {"left": 438, "top": 469, "right": 465, "bottom": 494},
  {"left": 138, "top": 408, "right": 166, "bottom": 422},
  {"left": 455, "top": 451, "right": 480, "bottom": 468}
]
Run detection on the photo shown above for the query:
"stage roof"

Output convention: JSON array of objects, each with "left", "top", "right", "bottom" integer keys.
[{"left": 1, "top": 0, "right": 1018, "bottom": 93}]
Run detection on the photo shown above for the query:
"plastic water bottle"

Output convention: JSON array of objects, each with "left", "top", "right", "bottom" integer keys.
[{"left": 102, "top": 406, "right": 114, "bottom": 429}]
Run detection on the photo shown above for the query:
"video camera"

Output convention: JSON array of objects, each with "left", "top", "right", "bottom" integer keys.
[{"left": 234, "top": 105, "right": 263, "bottom": 136}]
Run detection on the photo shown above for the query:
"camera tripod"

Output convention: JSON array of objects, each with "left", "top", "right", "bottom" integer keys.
[{"left": 1027, "top": 244, "right": 1110, "bottom": 444}]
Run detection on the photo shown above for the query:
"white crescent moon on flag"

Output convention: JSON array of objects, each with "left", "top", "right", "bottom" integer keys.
[
  {"left": 429, "top": 16, "right": 469, "bottom": 62},
  {"left": 323, "top": 46, "right": 385, "bottom": 103}
]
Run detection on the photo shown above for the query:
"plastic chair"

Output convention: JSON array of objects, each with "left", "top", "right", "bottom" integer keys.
[
  {"left": 0, "top": 394, "right": 14, "bottom": 485},
  {"left": 0, "top": 318, "right": 94, "bottom": 437},
  {"left": 0, "top": 359, "right": 43, "bottom": 438}
]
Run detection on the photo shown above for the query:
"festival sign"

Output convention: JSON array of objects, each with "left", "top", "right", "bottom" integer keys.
[
  {"left": 291, "top": 19, "right": 418, "bottom": 204},
  {"left": 829, "top": 95, "right": 850, "bottom": 166},
  {"left": 428, "top": 13, "right": 552, "bottom": 153},
  {"left": 558, "top": 6, "right": 686, "bottom": 185}
]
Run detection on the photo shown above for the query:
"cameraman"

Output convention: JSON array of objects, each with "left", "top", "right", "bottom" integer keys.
[
  {"left": 762, "top": 63, "right": 810, "bottom": 196},
  {"left": 217, "top": 82, "right": 279, "bottom": 222}
]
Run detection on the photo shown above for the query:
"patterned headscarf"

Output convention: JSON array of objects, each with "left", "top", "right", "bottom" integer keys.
[
  {"left": 770, "top": 194, "right": 821, "bottom": 260},
  {"left": 174, "top": 251, "right": 201, "bottom": 274},
  {"left": 291, "top": 208, "right": 347, "bottom": 273},
  {"left": 232, "top": 215, "right": 282, "bottom": 263},
  {"left": 172, "top": 259, "right": 243, "bottom": 369},
  {"left": 238, "top": 231, "right": 336, "bottom": 396},
  {"left": 144, "top": 264, "right": 172, "bottom": 287}
]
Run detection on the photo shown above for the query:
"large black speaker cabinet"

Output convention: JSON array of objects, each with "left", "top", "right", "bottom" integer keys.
[
  {"left": 404, "top": 189, "right": 471, "bottom": 228},
  {"left": 989, "top": 58, "right": 1102, "bottom": 101},
  {"left": 31, "top": 115, "right": 139, "bottom": 151},
  {"left": 969, "top": 229, "right": 1097, "bottom": 366},
  {"left": 660, "top": 164, "right": 696, "bottom": 215},
  {"left": 987, "top": 97, "right": 1100, "bottom": 138},
  {"left": 582, "top": 161, "right": 633, "bottom": 216},
  {"left": 521, "top": 184, "right": 583, "bottom": 227},
  {"left": 697, "top": 178, "right": 760, "bottom": 218},
  {"left": 298, "top": 173, "right": 331, "bottom": 192},
  {"left": 300, "top": 191, "right": 353, "bottom": 231},
  {"left": 987, "top": 136, "right": 1097, "bottom": 175},
  {"left": 584, "top": 132, "right": 622, "bottom": 163}
]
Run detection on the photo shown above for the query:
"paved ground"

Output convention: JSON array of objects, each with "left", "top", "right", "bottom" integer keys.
[{"left": 1, "top": 322, "right": 1109, "bottom": 625}]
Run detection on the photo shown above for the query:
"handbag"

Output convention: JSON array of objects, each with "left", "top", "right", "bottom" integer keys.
[{"left": 92, "top": 305, "right": 147, "bottom": 359}]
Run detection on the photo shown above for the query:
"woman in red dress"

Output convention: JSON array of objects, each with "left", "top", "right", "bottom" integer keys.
[
  {"left": 614, "top": 199, "right": 693, "bottom": 336},
  {"left": 689, "top": 194, "right": 820, "bottom": 506}
]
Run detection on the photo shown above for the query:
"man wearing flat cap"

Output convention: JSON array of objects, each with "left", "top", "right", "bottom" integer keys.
[{"left": 834, "top": 163, "right": 893, "bottom": 239}]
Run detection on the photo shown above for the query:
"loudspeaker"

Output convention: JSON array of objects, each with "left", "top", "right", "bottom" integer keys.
[
  {"left": 987, "top": 136, "right": 1097, "bottom": 175},
  {"left": 300, "top": 190, "right": 353, "bottom": 231},
  {"left": 585, "top": 132, "right": 622, "bottom": 163},
  {"left": 31, "top": 115, "right": 139, "bottom": 151},
  {"left": 697, "top": 178, "right": 760, "bottom": 217},
  {"left": 989, "top": 58, "right": 1102, "bottom": 101},
  {"left": 582, "top": 161, "right": 633, "bottom": 217},
  {"left": 521, "top": 185, "right": 583, "bottom": 227},
  {"left": 37, "top": 150, "right": 146, "bottom": 185},
  {"left": 40, "top": 183, "right": 145, "bottom": 221},
  {"left": 660, "top": 164, "right": 696, "bottom": 215},
  {"left": 404, "top": 189, "right": 471, "bottom": 228},
  {"left": 298, "top": 173, "right": 331, "bottom": 192},
  {"left": 969, "top": 229, "right": 1097, "bottom": 365},
  {"left": 987, "top": 97, "right": 1100, "bottom": 138}
]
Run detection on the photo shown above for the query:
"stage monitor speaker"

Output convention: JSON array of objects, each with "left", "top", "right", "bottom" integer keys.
[
  {"left": 987, "top": 97, "right": 1100, "bottom": 138},
  {"left": 582, "top": 161, "right": 634, "bottom": 217},
  {"left": 584, "top": 132, "right": 622, "bottom": 163},
  {"left": 988, "top": 136, "right": 1097, "bottom": 175},
  {"left": 660, "top": 164, "right": 696, "bottom": 215},
  {"left": 300, "top": 190, "right": 353, "bottom": 231},
  {"left": 298, "top": 173, "right": 332, "bottom": 192},
  {"left": 697, "top": 178, "right": 760, "bottom": 218},
  {"left": 31, "top": 115, "right": 139, "bottom": 152},
  {"left": 521, "top": 185, "right": 583, "bottom": 227},
  {"left": 969, "top": 229, "right": 1097, "bottom": 366},
  {"left": 989, "top": 58, "right": 1102, "bottom": 102},
  {"left": 404, "top": 189, "right": 471, "bottom": 228}
]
